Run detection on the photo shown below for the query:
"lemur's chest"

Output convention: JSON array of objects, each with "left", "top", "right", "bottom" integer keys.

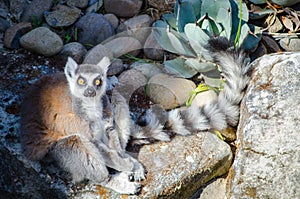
[{"left": 48, "top": 87, "right": 104, "bottom": 140}]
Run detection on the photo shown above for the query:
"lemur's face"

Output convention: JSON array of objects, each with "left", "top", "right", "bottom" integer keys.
[{"left": 64, "top": 57, "right": 110, "bottom": 99}]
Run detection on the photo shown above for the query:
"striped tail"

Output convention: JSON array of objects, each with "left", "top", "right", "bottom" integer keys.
[{"left": 166, "top": 37, "right": 251, "bottom": 134}]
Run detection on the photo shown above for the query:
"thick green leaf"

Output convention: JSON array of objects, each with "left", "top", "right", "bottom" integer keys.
[
  {"left": 154, "top": 20, "right": 168, "bottom": 28},
  {"left": 176, "top": 1, "right": 197, "bottom": 32},
  {"left": 236, "top": 23, "right": 249, "bottom": 47},
  {"left": 154, "top": 19, "right": 196, "bottom": 57},
  {"left": 202, "top": 69, "right": 223, "bottom": 87},
  {"left": 242, "top": 33, "right": 262, "bottom": 51},
  {"left": 230, "top": 0, "right": 249, "bottom": 44},
  {"left": 170, "top": 29, "right": 197, "bottom": 57},
  {"left": 201, "top": 0, "right": 231, "bottom": 20},
  {"left": 216, "top": 8, "right": 232, "bottom": 39},
  {"left": 185, "top": 58, "right": 216, "bottom": 72},
  {"left": 153, "top": 24, "right": 179, "bottom": 54},
  {"left": 174, "top": 0, "right": 202, "bottom": 20},
  {"left": 164, "top": 58, "right": 198, "bottom": 78},
  {"left": 162, "top": 13, "right": 177, "bottom": 30},
  {"left": 166, "top": 30, "right": 196, "bottom": 57},
  {"left": 189, "top": 0, "right": 202, "bottom": 19},
  {"left": 184, "top": 23, "right": 210, "bottom": 57},
  {"left": 203, "top": 76, "right": 224, "bottom": 88},
  {"left": 241, "top": 23, "right": 261, "bottom": 50},
  {"left": 198, "top": 16, "right": 223, "bottom": 37},
  {"left": 240, "top": 1, "right": 249, "bottom": 22}
]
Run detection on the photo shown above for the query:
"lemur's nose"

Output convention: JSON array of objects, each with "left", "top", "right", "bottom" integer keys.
[{"left": 83, "top": 87, "right": 96, "bottom": 97}]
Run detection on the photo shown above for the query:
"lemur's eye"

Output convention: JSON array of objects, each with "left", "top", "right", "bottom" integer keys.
[
  {"left": 94, "top": 79, "right": 101, "bottom": 86},
  {"left": 77, "top": 77, "right": 85, "bottom": 85}
]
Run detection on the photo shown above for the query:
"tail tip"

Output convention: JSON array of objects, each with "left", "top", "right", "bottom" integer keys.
[{"left": 207, "top": 36, "right": 233, "bottom": 52}]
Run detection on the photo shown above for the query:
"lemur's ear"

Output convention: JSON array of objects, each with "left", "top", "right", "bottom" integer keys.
[
  {"left": 97, "top": 56, "right": 110, "bottom": 73},
  {"left": 64, "top": 57, "right": 78, "bottom": 79}
]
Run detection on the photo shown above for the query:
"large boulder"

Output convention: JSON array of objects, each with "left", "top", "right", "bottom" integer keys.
[
  {"left": 104, "top": 0, "right": 143, "bottom": 18},
  {"left": 75, "top": 13, "right": 114, "bottom": 48},
  {"left": 20, "top": 0, "right": 53, "bottom": 23},
  {"left": 20, "top": 27, "right": 63, "bottom": 57},
  {"left": 147, "top": 73, "right": 196, "bottom": 110},
  {"left": 228, "top": 52, "right": 300, "bottom": 198}
]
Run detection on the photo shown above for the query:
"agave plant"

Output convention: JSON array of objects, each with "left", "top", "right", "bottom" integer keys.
[{"left": 153, "top": 0, "right": 261, "bottom": 82}]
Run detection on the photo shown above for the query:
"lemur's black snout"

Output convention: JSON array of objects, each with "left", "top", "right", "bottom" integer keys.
[{"left": 83, "top": 87, "right": 96, "bottom": 97}]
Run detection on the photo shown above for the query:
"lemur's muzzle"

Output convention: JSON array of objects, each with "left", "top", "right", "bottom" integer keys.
[{"left": 83, "top": 87, "right": 96, "bottom": 97}]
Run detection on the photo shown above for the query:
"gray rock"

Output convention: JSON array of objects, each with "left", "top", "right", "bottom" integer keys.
[
  {"left": 279, "top": 36, "right": 300, "bottom": 51},
  {"left": 131, "top": 62, "right": 163, "bottom": 79},
  {"left": 0, "top": 18, "right": 10, "bottom": 33},
  {"left": 104, "top": 0, "right": 143, "bottom": 18},
  {"left": 68, "top": 132, "right": 233, "bottom": 198},
  {"left": 261, "top": 35, "right": 281, "bottom": 53},
  {"left": 107, "top": 59, "right": 124, "bottom": 76},
  {"left": 104, "top": 13, "right": 119, "bottom": 30},
  {"left": 44, "top": 5, "right": 81, "bottom": 27},
  {"left": 60, "top": 42, "right": 87, "bottom": 64},
  {"left": 228, "top": 52, "right": 300, "bottom": 199},
  {"left": 8, "top": 0, "right": 26, "bottom": 22},
  {"left": 67, "top": 0, "right": 89, "bottom": 8},
  {"left": 136, "top": 134, "right": 232, "bottom": 198},
  {"left": 0, "top": 6, "right": 8, "bottom": 19},
  {"left": 250, "top": 42, "right": 267, "bottom": 60},
  {"left": 117, "top": 14, "right": 153, "bottom": 44},
  {"left": 86, "top": 0, "right": 103, "bottom": 14},
  {"left": 4, "top": 22, "right": 32, "bottom": 49},
  {"left": 143, "top": 31, "right": 164, "bottom": 60},
  {"left": 196, "top": 177, "right": 227, "bottom": 199},
  {"left": 103, "top": 36, "right": 142, "bottom": 58},
  {"left": 0, "top": 145, "right": 68, "bottom": 199},
  {"left": 190, "top": 90, "right": 218, "bottom": 108},
  {"left": 147, "top": 73, "right": 196, "bottom": 110},
  {"left": 117, "top": 69, "right": 147, "bottom": 102},
  {"left": 20, "top": 0, "right": 53, "bottom": 23},
  {"left": 20, "top": 27, "right": 63, "bottom": 57},
  {"left": 83, "top": 43, "right": 113, "bottom": 64},
  {"left": 75, "top": 13, "right": 114, "bottom": 48}
]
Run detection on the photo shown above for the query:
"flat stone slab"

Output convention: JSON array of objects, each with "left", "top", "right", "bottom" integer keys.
[
  {"left": 228, "top": 52, "right": 300, "bottom": 198},
  {"left": 72, "top": 132, "right": 232, "bottom": 198}
]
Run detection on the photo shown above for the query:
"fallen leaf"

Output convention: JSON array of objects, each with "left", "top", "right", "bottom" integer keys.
[
  {"left": 268, "top": 16, "right": 283, "bottom": 33},
  {"left": 290, "top": 11, "right": 300, "bottom": 32},
  {"left": 281, "top": 16, "right": 294, "bottom": 32}
]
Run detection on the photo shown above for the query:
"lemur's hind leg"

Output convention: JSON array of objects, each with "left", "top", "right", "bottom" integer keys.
[
  {"left": 105, "top": 126, "right": 146, "bottom": 182},
  {"left": 50, "top": 134, "right": 109, "bottom": 183},
  {"left": 50, "top": 135, "right": 141, "bottom": 194}
]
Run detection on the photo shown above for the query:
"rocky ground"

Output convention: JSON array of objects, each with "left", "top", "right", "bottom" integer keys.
[{"left": 0, "top": 0, "right": 300, "bottom": 198}]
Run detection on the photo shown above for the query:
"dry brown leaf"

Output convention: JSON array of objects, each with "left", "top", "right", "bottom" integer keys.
[
  {"left": 266, "top": 14, "right": 276, "bottom": 27},
  {"left": 290, "top": 11, "right": 300, "bottom": 32},
  {"left": 281, "top": 16, "right": 294, "bottom": 32},
  {"left": 268, "top": 16, "right": 283, "bottom": 33}
]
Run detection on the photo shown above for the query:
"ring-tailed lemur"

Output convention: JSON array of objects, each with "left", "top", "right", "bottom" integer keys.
[
  {"left": 20, "top": 36, "right": 250, "bottom": 195},
  {"left": 20, "top": 57, "right": 169, "bottom": 194}
]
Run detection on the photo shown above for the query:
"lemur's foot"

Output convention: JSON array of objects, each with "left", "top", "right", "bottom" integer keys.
[
  {"left": 129, "top": 163, "right": 146, "bottom": 182},
  {"left": 103, "top": 172, "right": 141, "bottom": 195}
]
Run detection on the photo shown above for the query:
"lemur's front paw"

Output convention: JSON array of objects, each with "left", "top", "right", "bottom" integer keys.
[
  {"left": 105, "top": 172, "right": 142, "bottom": 194},
  {"left": 124, "top": 181, "right": 142, "bottom": 195},
  {"left": 128, "top": 162, "right": 146, "bottom": 182},
  {"left": 131, "top": 169, "right": 146, "bottom": 182}
]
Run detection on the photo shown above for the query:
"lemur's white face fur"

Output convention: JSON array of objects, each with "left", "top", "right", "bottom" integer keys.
[{"left": 64, "top": 57, "right": 110, "bottom": 100}]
